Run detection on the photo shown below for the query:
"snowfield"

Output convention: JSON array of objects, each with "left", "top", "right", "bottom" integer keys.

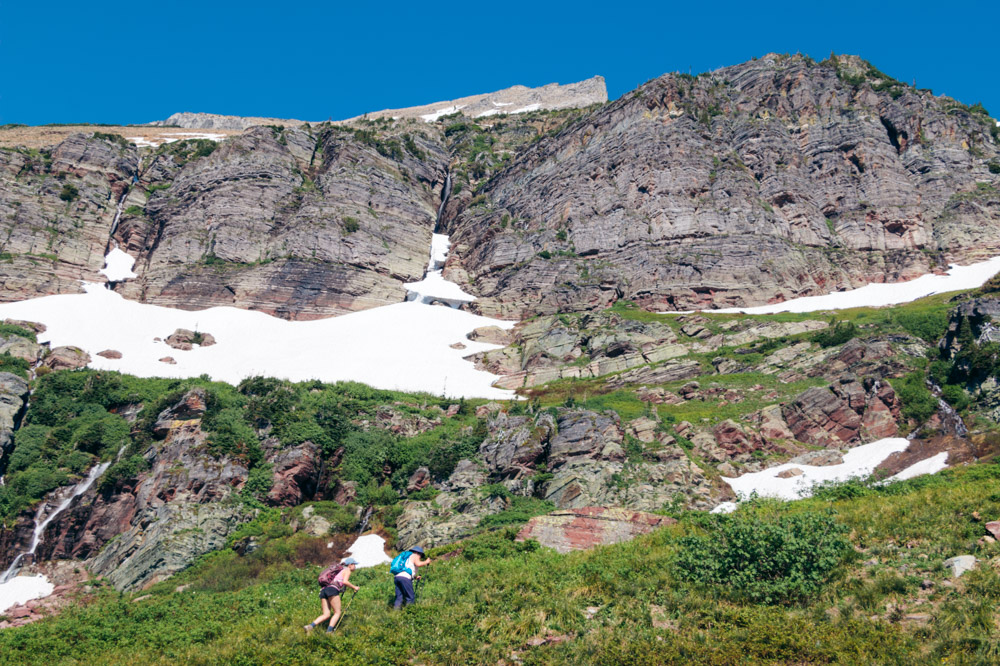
[
  {"left": 0, "top": 236, "right": 516, "bottom": 399},
  {"left": 0, "top": 284, "right": 515, "bottom": 399},
  {"left": 707, "top": 257, "right": 1000, "bottom": 314}
]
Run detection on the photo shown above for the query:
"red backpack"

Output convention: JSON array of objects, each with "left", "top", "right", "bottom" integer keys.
[{"left": 318, "top": 563, "right": 344, "bottom": 588}]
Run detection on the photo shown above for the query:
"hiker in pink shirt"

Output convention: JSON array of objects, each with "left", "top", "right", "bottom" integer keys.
[{"left": 304, "top": 557, "right": 360, "bottom": 634}]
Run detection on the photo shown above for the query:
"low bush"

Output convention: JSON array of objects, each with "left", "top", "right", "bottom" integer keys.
[{"left": 675, "top": 505, "right": 852, "bottom": 604}]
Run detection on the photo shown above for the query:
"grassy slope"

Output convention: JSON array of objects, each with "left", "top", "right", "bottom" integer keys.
[{"left": 3, "top": 464, "right": 1000, "bottom": 665}]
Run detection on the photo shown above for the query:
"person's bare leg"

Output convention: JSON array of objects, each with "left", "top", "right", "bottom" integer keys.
[
  {"left": 305, "top": 597, "right": 331, "bottom": 631},
  {"left": 326, "top": 595, "right": 343, "bottom": 633}
]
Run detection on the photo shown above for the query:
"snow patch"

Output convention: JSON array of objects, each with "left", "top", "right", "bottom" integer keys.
[
  {"left": 0, "top": 575, "right": 53, "bottom": 613},
  {"left": 420, "top": 105, "right": 466, "bottom": 122},
  {"left": 721, "top": 438, "right": 912, "bottom": 501},
  {"left": 887, "top": 451, "right": 949, "bottom": 482},
  {"left": 125, "top": 132, "right": 226, "bottom": 148},
  {"left": 663, "top": 256, "right": 1000, "bottom": 315},
  {"left": 513, "top": 103, "right": 541, "bottom": 114},
  {"left": 345, "top": 534, "right": 391, "bottom": 568},
  {"left": 99, "top": 248, "right": 137, "bottom": 282}
]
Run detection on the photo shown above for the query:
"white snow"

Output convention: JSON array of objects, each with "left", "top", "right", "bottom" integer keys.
[
  {"left": 513, "top": 103, "right": 541, "bottom": 114},
  {"left": 125, "top": 132, "right": 226, "bottom": 148},
  {"left": 0, "top": 575, "right": 53, "bottom": 613},
  {"left": 710, "top": 501, "right": 737, "bottom": 514},
  {"left": 476, "top": 109, "right": 503, "bottom": 118},
  {"left": 420, "top": 105, "right": 466, "bottom": 122},
  {"left": 404, "top": 235, "right": 477, "bottom": 305},
  {"left": 344, "top": 534, "right": 391, "bottom": 568},
  {"left": 0, "top": 285, "right": 514, "bottom": 399},
  {"left": 689, "top": 257, "right": 1000, "bottom": 315},
  {"left": 887, "top": 451, "right": 950, "bottom": 482},
  {"left": 721, "top": 437, "right": 912, "bottom": 501},
  {"left": 98, "top": 248, "right": 137, "bottom": 282}
]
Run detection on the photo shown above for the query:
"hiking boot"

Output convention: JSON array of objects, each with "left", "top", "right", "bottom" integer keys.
[{"left": 303, "top": 624, "right": 314, "bottom": 633}]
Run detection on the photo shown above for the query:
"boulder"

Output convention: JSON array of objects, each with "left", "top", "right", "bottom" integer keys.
[
  {"left": 447, "top": 460, "right": 487, "bottom": 490},
  {"left": 153, "top": 388, "right": 208, "bottom": 438},
  {"left": 332, "top": 480, "right": 357, "bottom": 505},
  {"left": 467, "top": 325, "right": 513, "bottom": 345},
  {"left": 548, "top": 411, "right": 622, "bottom": 466},
  {"left": 44, "top": 346, "right": 90, "bottom": 370},
  {"left": 516, "top": 507, "right": 675, "bottom": 553},
  {"left": 479, "top": 412, "right": 554, "bottom": 476},
  {"left": 943, "top": 555, "right": 977, "bottom": 578},
  {"left": 159, "top": 356, "right": 176, "bottom": 365},
  {"left": 986, "top": 521, "right": 1000, "bottom": 541},
  {"left": 165, "top": 328, "right": 216, "bottom": 350},
  {"left": 789, "top": 450, "right": 845, "bottom": 466},
  {"left": 776, "top": 468, "right": 804, "bottom": 478},
  {"left": 406, "top": 467, "right": 432, "bottom": 492},
  {"left": 96, "top": 349, "right": 123, "bottom": 359}
]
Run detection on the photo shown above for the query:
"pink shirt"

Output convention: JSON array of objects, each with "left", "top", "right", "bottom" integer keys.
[{"left": 333, "top": 568, "right": 350, "bottom": 587}]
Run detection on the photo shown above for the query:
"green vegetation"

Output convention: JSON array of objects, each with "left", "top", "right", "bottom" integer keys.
[
  {"left": 155, "top": 139, "right": 217, "bottom": 164},
  {"left": 6, "top": 463, "right": 1000, "bottom": 663},
  {"left": 123, "top": 205, "right": 144, "bottom": 217},
  {"left": 813, "top": 320, "right": 859, "bottom": 347},
  {"left": 91, "top": 132, "right": 131, "bottom": 148},
  {"left": 58, "top": 183, "right": 79, "bottom": 202},
  {"left": 0, "top": 323, "right": 37, "bottom": 342},
  {"left": 891, "top": 371, "right": 938, "bottom": 425},
  {"left": 342, "top": 216, "right": 360, "bottom": 233}
]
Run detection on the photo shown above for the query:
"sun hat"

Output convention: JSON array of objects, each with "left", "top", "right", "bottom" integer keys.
[{"left": 343, "top": 557, "right": 359, "bottom": 565}]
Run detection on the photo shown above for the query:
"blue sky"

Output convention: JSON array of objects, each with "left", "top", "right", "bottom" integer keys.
[{"left": 2, "top": 0, "right": 997, "bottom": 125}]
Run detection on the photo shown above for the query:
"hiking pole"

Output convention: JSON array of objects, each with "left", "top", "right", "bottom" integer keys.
[
  {"left": 413, "top": 575, "right": 422, "bottom": 603},
  {"left": 328, "top": 590, "right": 357, "bottom": 636}
]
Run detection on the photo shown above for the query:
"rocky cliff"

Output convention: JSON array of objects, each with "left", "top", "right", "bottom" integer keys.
[{"left": 445, "top": 54, "right": 1000, "bottom": 317}]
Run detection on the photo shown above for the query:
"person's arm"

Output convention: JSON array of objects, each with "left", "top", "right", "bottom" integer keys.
[
  {"left": 414, "top": 556, "right": 432, "bottom": 568},
  {"left": 341, "top": 569, "right": 360, "bottom": 591}
]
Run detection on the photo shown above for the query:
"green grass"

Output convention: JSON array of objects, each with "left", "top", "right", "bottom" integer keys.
[{"left": 5, "top": 463, "right": 1000, "bottom": 664}]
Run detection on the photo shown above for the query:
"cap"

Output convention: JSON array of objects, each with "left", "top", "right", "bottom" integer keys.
[
  {"left": 410, "top": 546, "right": 425, "bottom": 555},
  {"left": 343, "top": 557, "right": 359, "bottom": 565}
]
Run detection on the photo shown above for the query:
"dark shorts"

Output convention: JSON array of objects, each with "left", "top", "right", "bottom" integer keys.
[{"left": 319, "top": 585, "right": 342, "bottom": 600}]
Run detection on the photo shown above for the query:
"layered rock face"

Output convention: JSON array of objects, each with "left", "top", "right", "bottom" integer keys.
[
  {"left": 447, "top": 54, "right": 1000, "bottom": 317},
  {"left": 515, "top": 507, "right": 674, "bottom": 553},
  {"left": 0, "top": 134, "right": 136, "bottom": 301},
  {"left": 113, "top": 125, "right": 448, "bottom": 318}
]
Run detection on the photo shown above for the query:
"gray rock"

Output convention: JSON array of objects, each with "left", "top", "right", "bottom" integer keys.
[{"left": 943, "top": 555, "right": 977, "bottom": 578}]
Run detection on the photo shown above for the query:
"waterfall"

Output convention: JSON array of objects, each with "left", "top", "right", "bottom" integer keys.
[
  {"left": 402, "top": 170, "right": 477, "bottom": 307},
  {"left": 1, "top": 461, "right": 112, "bottom": 583}
]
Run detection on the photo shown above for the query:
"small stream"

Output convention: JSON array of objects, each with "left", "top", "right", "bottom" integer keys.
[{"left": 0, "top": 461, "right": 112, "bottom": 583}]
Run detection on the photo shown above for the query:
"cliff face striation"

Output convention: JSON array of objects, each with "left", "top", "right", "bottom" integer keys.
[{"left": 444, "top": 54, "right": 1000, "bottom": 318}]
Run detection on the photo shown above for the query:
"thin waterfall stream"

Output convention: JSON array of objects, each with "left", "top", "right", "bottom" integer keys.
[{"left": 1, "top": 461, "right": 113, "bottom": 584}]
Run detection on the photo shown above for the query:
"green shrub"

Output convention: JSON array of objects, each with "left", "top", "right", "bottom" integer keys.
[
  {"left": 0, "top": 323, "right": 36, "bottom": 341},
  {"left": 477, "top": 497, "right": 554, "bottom": 531},
  {"left": 461, "top": 527, "right": 540, "bottom": 561},
  {"left": 343, "top": 216, "right": 360, "bottom": 233},
  {"left": 675, "top": 506, "right": 851, "bottom": 604},
  {"left": 124, "top": 205, "right": 144, "bottom": 216},
  {"left": 988, "top": 160, "right": 1000, "bottom": 175},
  {"left": 58, "top": 183, "right": 79, "bottom": 202},
  {"left": 813, "top": 320, "right": 859, "bottom": 347},
  {"left": 893, "top": 308, "right": 950, "bottom": 343},
  {"left": 0, "top": 352, "right": 30, "bottom": 378},
  {"left": 891, "top": 371, "right": 939, "bottom": 424}
]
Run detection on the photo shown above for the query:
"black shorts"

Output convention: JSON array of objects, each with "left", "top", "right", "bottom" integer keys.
[{"left": 319, "top": 585, "right": 342, "bottom": 600}]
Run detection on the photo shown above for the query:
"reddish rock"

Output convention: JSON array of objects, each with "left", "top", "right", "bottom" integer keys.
[
  {"left": 44, "top": 346, "right": 91, "bottom": 370},
  {"left": 516, "top": 507, "right": 675, "bottom": 553},
  {"left": 165, "top": 328, "right": 217, "bottom": 351},
  {"left": 712, "top": 419, "right": 765, "bottom": 456},
  {"left": 3, "top": 318, "right": 46, "bottom": 334},
  {"left": 987, "top": 521, "right": 1000, "bottom": 541},
  {"left": 475, "top": 402, "right": 501, "bottom": 418},
  {"left": 7, "top": 607, "right": 31, "bottom": 619},
  {"left": 449, "top": 342, "right": 466, "bottom": 350},
  {"left": 159, "top": 356, "right": 176, "bottom": 365},
  {"left": 758, "top": 405, "right": 795, "bottom": 443},
  {"left": 153, "top": 388, "right": 207, "bottom": 438},
  {"left": 333, "top": 480, "right": 357, "bottom": 505},
  {"left": 406, "top": 467, "right": 432, "bottom": 492},
  {"left": 776, "top": 468, "right": 804, "bottom": 478},
  {"left": 783, "top": 379, "right": 900, "bottom": 448},
  {"left": 266, "top": 442, "right": 320, "bottom": 507},
  {"left": 445, "top": 404, "right": 461, "bottom": 417},
  {"left": 97, "top": 349, "right": 123, "bottom": 359}
]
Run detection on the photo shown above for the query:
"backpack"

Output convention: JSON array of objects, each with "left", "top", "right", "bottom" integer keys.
[
  {"left": 318, "top": 563, "right": 344, "bottom": 588},
  {"left": 390, "top": 551, "right": 413, "bottom": 576}
]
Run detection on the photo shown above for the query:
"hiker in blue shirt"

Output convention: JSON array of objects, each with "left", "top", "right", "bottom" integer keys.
[{"left": 390, "top": 546, "right": 431, "bottom": 609}]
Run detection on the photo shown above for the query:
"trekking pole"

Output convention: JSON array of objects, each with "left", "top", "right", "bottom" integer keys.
[
  {"left": 328, "top": 590, "right": 357, "bottom": 636},
  {"left": 414, "top": 575, "right": 422, "bottom": 603}
]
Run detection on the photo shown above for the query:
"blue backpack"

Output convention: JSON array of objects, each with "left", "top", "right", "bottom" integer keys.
[{"left": 390, "top": 551, "right": 413, "bottom": 576}]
